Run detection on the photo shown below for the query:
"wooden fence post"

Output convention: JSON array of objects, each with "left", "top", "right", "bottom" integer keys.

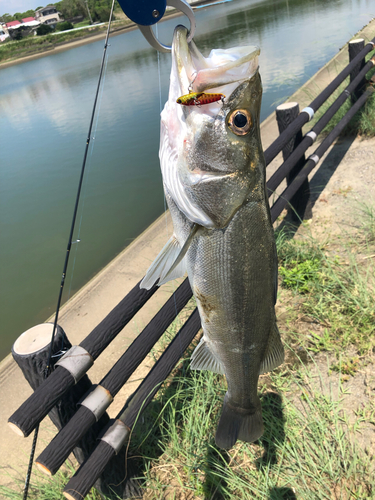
[
  {"left": 349, "top": 39, "right": 366, "bottom": 102},
  {"left": 275, "top": 102, "right": 312, "bottom": 221},
  {"left": 11, "top": 323, "right": 142, "bottom": 499}
]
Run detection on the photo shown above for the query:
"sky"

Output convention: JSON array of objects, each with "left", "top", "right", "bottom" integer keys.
[{"left": 0, "top": 0, "right": 43, "bottom": 15}]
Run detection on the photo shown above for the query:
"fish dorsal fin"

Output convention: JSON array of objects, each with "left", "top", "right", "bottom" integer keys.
[
  {"left": 140, "top": 235, "right": 186, "bottom": 290},
  {"left": 259, "top": 323, "right": 284, "bottom": 375},
  {"left": 190, "top": 337, "right": 225, "bottom": 374}
]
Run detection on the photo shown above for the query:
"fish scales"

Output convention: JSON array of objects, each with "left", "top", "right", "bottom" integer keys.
[{"left": 141, "top": 26, "right": 284, "bottom": 449}]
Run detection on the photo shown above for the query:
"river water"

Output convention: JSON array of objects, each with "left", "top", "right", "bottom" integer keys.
[{"left": 0, "top": 0, "right": 373, "bottom": 360}]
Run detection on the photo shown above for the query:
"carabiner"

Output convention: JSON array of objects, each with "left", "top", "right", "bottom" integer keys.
[{"left": 117, "top": 0, "right": 196, "bottom": 52}]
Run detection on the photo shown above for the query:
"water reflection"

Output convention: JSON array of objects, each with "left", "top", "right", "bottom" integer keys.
[{"left": 0, "top": 0, "right": 374, "bottom": 359}]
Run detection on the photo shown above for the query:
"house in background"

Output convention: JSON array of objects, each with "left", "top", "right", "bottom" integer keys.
[
  {"left": 5, "top": 20, "right": 22, "bottom": 29},
  {"left": 1, "top": 16, "right": 40, "bottom": 40},
  {"left": 22, "top": 17, "right": 39, "bottom": 26},
  {"left": 35, "top": 6, "right": 63, "bottom": 28},
  {"left": 0, "top": 27, "right": 10, "bottom": 41}
]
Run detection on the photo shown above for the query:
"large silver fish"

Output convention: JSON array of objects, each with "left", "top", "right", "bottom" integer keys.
[{"left": 141, "top": 26, "right": 284, "bottom": 449}]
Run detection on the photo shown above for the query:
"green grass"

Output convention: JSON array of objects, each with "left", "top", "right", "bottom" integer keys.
[{"left": 275, "top": 217, "right": 375, "bottom": 356}]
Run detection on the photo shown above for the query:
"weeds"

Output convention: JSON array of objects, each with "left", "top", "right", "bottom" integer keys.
[
  {"left": 356, "top": 201, "right": 375, "bottom": 242},
  {"left": 275, "top": 222, "right": 375, "bottom": 355}
]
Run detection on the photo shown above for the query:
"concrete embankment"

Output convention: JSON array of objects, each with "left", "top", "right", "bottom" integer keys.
[{"left": 0, "top": 17, "right": 374, "bottom": 490}]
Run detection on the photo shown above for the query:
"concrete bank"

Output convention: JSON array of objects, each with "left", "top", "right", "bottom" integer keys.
[{"left": 1, "top": 18, "right": 374, "bottom": 490}]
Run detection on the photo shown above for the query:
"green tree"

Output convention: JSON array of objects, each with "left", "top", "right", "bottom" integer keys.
[
  {"left": 11, "top": 28, "right": 23, "bottom": 39},
  {"left": 21, "top": 9, "right": 37, "bottom": 18},
  {"left": 0, "top": 13, "right": 15, "bottom": 23},
  {"left": 88, "top": 0, "right": 112, "bottom": 22},
  {"left": 55, "top": 0, "right": 86, "bottom": 20}
]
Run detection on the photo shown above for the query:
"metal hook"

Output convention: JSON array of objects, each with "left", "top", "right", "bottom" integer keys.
[
  {"left": 138, "top": 0, "right": 196, "bottom": 52},
  {"left": 117, "top": 0, "right": 195, "bottom": 53}
]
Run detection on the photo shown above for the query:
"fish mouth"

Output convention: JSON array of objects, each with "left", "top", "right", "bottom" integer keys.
[{"left": 173, "top": 25, "right": 260, "bottom": 96}]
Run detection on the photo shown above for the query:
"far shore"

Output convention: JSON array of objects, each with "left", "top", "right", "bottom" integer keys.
[
  {"left": 0, "top": 22, "right": 138, "bottom": 69},
  {"left": 0, "top": 0, "right": 214, "bottom": 69}
]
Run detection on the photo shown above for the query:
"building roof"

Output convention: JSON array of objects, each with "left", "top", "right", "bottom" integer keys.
[
  {"left": 22, "top": 17, "right": 35, "bottom": 22},
  {"left": 35, "top": 5, "right": 57, "bottom": 12},
  {"left": 5, "top": 20, "right": 21, "bottom": 28}
]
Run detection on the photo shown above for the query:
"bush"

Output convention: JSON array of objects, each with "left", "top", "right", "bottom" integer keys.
[
  {"left": 10, "top": 29, "right": 23, "bottom": 40},
  {"left": 36, "top": 24, "right": 54, "bottom": 36},
  {"left": 55, "top": 21, "right": 74, "bottom": 31}
]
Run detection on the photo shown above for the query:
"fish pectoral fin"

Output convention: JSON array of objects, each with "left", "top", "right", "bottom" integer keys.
[
  {"left": 140, "top": 234, "right": 186, "bottom": 290},
  {"left": 190, "top": 337, "right": 225, "bottom": 374},
  {"left": 259, "top": 322, "right": 285, "bottom": 375},
  {"left": 160, "top": 224, "right": 198, "bottom": 285}
]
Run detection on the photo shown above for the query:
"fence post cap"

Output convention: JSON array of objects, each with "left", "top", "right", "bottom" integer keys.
[
  {"left": 13, "top": 323, "right": 55, "bottom": 355},
  {"left": 276, "top": 102, "right": 299, "bottom": 110}
]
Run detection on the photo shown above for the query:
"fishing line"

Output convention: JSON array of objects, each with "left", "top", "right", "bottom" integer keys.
[
  {"left": 22, "top": 2, "right": 116, "bottom": 499},
  {"left": 66, "top": 44, "right": 111, "bottom": 304},
  {"left": 155, "top": 23, "right": 171, "bottom": 240}
]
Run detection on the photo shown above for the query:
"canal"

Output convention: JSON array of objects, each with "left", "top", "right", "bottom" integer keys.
[{"left": 0, "top": 0, "right": 373, "bottom": 360}]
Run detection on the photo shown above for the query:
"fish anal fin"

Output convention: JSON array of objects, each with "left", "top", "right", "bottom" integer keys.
[
  {"left": 190, "top": 337, "right": 225, "bottom": 374},
  {"left": 140, "top": 235, "right": 185, "bottom": 290},
  {"left": 215, "top": 395, "right": 264, "bottom": 449},
  {"left": 259, "top": 322, "right": 284, "bottom": 375}
]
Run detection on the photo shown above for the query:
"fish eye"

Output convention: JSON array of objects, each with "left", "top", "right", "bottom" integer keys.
[{"left": 228, "top": 109, "right": 252, "bottom": 135}]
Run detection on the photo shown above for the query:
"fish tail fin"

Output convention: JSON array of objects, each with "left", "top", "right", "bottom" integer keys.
[{"left": 215, "top": 396, "right": 264, "bottom": 450}]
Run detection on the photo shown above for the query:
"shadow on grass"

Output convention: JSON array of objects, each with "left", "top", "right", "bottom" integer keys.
[
  {"left": 268, "top": 487, "right": 297, "bottom": 500},
  {"left": 256, "top": 392, "right": 285, "bottom": 471}
]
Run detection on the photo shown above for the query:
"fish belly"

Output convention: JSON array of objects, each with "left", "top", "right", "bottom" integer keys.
[{"left": 187, "top": 199, "right": 280, "bottom": 448}]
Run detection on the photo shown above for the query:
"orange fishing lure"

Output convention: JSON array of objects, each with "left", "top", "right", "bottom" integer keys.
[{"left": 176, "top": 92, "right": 225, "bottom": 106}]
